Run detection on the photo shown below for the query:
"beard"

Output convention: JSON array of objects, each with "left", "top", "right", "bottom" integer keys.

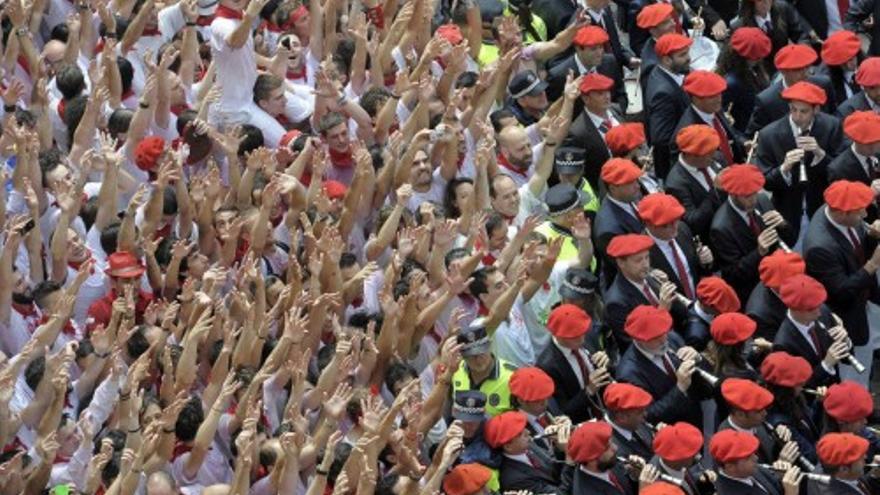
[
  {"left": 597, "top": 456, "right": 618, "bottom": 471},
  {"left": 12, "top": 290, "right": 33, "bottom": 306}
]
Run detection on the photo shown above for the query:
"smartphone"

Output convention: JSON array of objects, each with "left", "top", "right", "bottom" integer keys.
[{"left": 18, "top": 218, "right": 35, "bottom": 234}]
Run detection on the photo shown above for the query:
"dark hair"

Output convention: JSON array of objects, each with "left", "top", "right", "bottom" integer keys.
[
  {"left": 444, "top": 177, "right": 473, "bottom": 218},
  {"left": 24, "top": 355, "right": 45, "bottom": 391},
  {"left": 38, "top": 148, "right": 66, "bottom": 188},
  {"left": 360, "top": 86, "right": 392, "bottom": 118},
  {"left": 485, "top": 211, "right": 506, "bottom": 237},
  {"left": 80, "top": 196, "right": 99, "bottom": 231},
  {"left": 174, "top": 397, "right": 205, "bottom": 442},
  {"left": 455, "top": 71, "right": 479, "bottom": 89},
  {"left": 715, "top": 43, "right": 769, "bottom": 93},
  {"left": 56, "top": 65, "right": 86, "bottom": 100},
  {"left": 32, "top": 280, "right": 63, "bottom": 309},
  {"left": 490, "top": 108, "right": 516, "bottom": 133},
  {"left": 444, "top": 247, "right": 470, "bottom": 269},
  {"left": 376, "top": 473, "right": 402, "bottom": 495},
  {"left": 117, "top": 56, "right": 134, "bottom": 96},
  {"left": 162, "top": 186, "right": 178, "bottom": 216},
  {"left": 319, "top": 112, "right": 346, "bottom": 134},
  {"left": 50, "top": 23, "right": 69, "bottom": 42},
  {"left": 254, "top": 73, "right": 285, "bottom": 107},
  {"left": 107, "top": 108, "right": 135, "bottom": 138},
  {"left": 384, "top": 361, "right": 417, "bottom": 394},
  {"left": 126, "top": 325, "right": 151, "bottom": 360},
  {"left": 238, "top": 125, "right": 265, "bottom": 157},
  {"left": 100, "top": 223, "right": 122, "bottom": 255},
  {"left": 63, "top": 95, "right": 90, "bottom": 144},
  {"left": 469, "top": 265, "right": 499, "bottom": 299}
]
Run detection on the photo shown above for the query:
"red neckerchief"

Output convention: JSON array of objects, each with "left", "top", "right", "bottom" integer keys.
[
  {"left": 94, "top": 38, "right": 106, "bottom": 53},
  {"left": 497, "top": 153, "right": 528, "bottom": 179},
  {"left": 155, "top": 222, "right": 172, "bottom": 240},
  {"left": 142, "top": 28, "right": 161, "bottom": 37},
  {"left": 68, "top": 255, "right": 94, "bottom": 275},
  {"left": 2, "top": 436, "right": 25, "bottom": 453},
  {"left": 196, "top": 15, "right": 213, "bottom": 26},
  {"left": 299, "top": 171, "right": 312, "bottom": 186},
  {"left": 261, "top": 20, "right": 283, "bottom": 33},
  {"left": 328, "top": 146, "right": 354, "bottom": 168},
  {"left": 170, "top": 103, "right": 189, "bottom": 116},
  {"left": 172, "top": 441, "right": 193, "bottom": 460},
  {"left": 53, "top": 453, "right": 71, "bottom": 465},
  {"left": 233, "top": 238, "right": 250, "bottom": 263},
  {"left": 17, "top": 55, "right": 30, "bottom": 77},
  {"left": 481, "top": 252, "right": 497, "bottom": 267},
  {"left": 57, "top": 99, "right": 66, "bottom": 120},
  {"left": 435, "top": 56, "right": 447, "bottom": 70},
  {"left": 276, "top": 113, "right": 290, "bottom": 126},
  {"left": 351, "top": 297, "right": 363, "bottom": 308},
  {"left": 478, "top": 301, "right": 490, "bottom": 316},
  {"left": 12, "top": 302, "right": 37, "bottom": 318},
  {"left": 215, "top": 5, "right": 244, "bottom": 20},
  {"left": 383, "top": 72, "right": 396, "bottom": 87},
  {"left": 286, "top": 66, "right": 307, "bottom": 81},
  {"left": 121, "top": 88, "right": 135, "bottom": 102}
]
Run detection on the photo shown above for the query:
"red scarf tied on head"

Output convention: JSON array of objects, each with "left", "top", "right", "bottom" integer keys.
[{"left": 214, "top": 4, "right": 244, "bottom": 20}]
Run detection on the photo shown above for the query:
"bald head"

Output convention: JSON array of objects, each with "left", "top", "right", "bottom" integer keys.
[
  {"left": 41, "top": 40, "right": 66, "bottom": 61},
  {"left": 203, "top": 485, "right": 232, "bottom": 495},
  {"left": 145, "top": 472, "right": 177, "bottom": 495},
  {"left": 498, "top": 126, "right": 533, "bottom": 170}
]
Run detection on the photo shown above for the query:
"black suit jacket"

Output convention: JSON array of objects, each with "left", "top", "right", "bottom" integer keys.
[
  {"left": 816, "top": 63, "right": 861, "bottom": 108},
  {"left": 547, "top": 53, "right": 628, "bottom": 108},
  {"left": 531, "top": 0, "right": 576, "bottom": 38},
  {"left": 745, "top": 282, "right": 788, "bottom": 341},
  {"left": 714, "top": 468, "right": 783, "bottom": 495},
  {"left": 806, "top": 476, "right": 880, "bottom": 495},
  {"left": 648, "top": 222, "right": 707, "bottom": 299},
  {"left": 836, "top": 91, "right": 873, "bottom": 119},
  {"left": 722, "top": 72, "right": 764, "bottom": 133},
  {"left": 536, "top": 343, "right": 602, "bottom": 424},
  {"left": 682, "top": 304, "right": 712, "bottom": 350},
  {"left": 845, "top": 0, "right": 880, "bottom": 56},
  {"left": 588, "top": 7, "right": 636, "bottom": 70},
  {"left": 803, "top": 206, "right": 880, "bottom": 345},
  {"left": 645, "top": 67, "right": 691, "bottom": 179},
  {"left": 561, "top": 463, "right": 636, "bottom": 495},
  {"left": 794, "top": 0, "right": 834, "bottom": 39},
  {"left": 717, "top": 420, "right": 778, "bottom": 465},
  {"left": 614, "top": 332, "right": 703, "bottom": 426},
  {"left": 730, "top": 0, "right": 810, "bottom": 70},
  {"left": 604, "top": 273, "right": 654, "bottom": 347},
  {"left": 612, "top": 424, "right": 655, "bottom": 460},
  {"left": 771, "top": 313, "right": 839, "bottom": 388},
  {"left": 754, "top": 112, "right": 845, "bottom": 239},
  {"left": 563, "top": 106, "right": 624, "bottom": 191},
  {"left": 745, "top": 76, "right": 836, "bottom": 136},
  {"left": 594, "top": 199, "right": 644, "bottom": 289},
  {"left": 665, "top": 160, "right": 726, "bottom": 244},
  {"left": 671, "top": 106, "right": 746, "bottom": 167},
  {"left": 827, "top": 146, "right": 880, "bottom": 222},
  {"left": 639, "top": 38, "right": 658, "bottom": 93},
  {"left": 709, "top": 194, "right": 795, "bottom": 304},
  {"left": 498, "top": 452, "right": 560, "bottom": 494}
]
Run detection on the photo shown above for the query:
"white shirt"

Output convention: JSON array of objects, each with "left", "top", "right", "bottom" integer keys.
[
  {"left": 755, "top": 13, "right": 772, "bottom": 32},
  {"left": 554, "top": 337, "right": 592, "bottom": 387},
  {"left": 692, "top": 105, "right": 715, "bottom": 125},
  {"left": 659, "top": 66, "right": 685, "bottom": 86},
  {"left": 605, "top": 195, "right": 639, "bottom": 219},
  {"left": 634, "top": 342, "right": 675, "bottom": 375},
  {"left": 606, "top": 414, "right": 633, "bottom": 441},
  {"left": 493, "top": 295, "right": 535, "bottom": 367},
  {"left": 647, "top": 232, "right": 695, "bottom": 296},
  {"left": 851, "top": 143, "right": 877, "bottom": 178},
  {"left": 587, "top": 110, "right": 619, "bottom": 135},
  {"left": 679, "top": 156, "right": 715, "bottom": 191},
  {"left": 211, "top": 16, "right": 258, "bottom": 112},
  {"left": 404, "top": 168, "right": 447, "bottom": 214},
  {"left": 824, "top": 0, "right": 845, "bottom": 34}
]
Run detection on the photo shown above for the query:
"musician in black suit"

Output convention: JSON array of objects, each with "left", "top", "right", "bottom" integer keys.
[
  {"left": 836, "top": 57, "right": 880, "bottom": 119},
  {"left": 828, "top": 111, "right": 880, "bottom": 221},
  {"left": 594, "top": 159, "right": 645, "bottom": 288},
  {"left": 744, "top": 44, "right": 834, "bottom": 135},
  {"left": 746, "top": 250, "right": 807, "bottom": 340},
  {"left": 639, "top": 192, "right": 712, "bottom": 304},
  {"left": 537, "top": 303, "right": 611, "bottom": 424},
  {"left": 563, "top": 73, "right": 624, "bottom": 191},
  {"left": 673, "top": 70, "right": 746, "bottom": 167},
  {"left": 509, "top": 366, "right": 563, "bottom": 457},
  {"left": 602, "top": 382, "right": 656, "bottom": 460},
  {"left": 729, "top": 0, "right": 811, "bottom": 70},
  {"left": 719, "top": 27, "right": 773, "bottom": 133},
  {"left": 821, "top": 381, "right": 880, "bottom": 464},
  {"left": 583, "top": 0, "right": 639, "bottom": 70},
  {"left": 795, "top": 0, "right": 848, "bottom": 40},
  {"left": 710, "top": 164, "right": 796, "bottom": 304},
  {"left": 629, "top": 0, "right": 724, "bottom": 54},
  {"left": 614, "top": 305, "right": 703, "bottom": 427},
  {"left": 632, "top": 3, "right": 677, "bottom": 91},
  {"left": 709, "top": 429, "right": 791, "bottom": 495},
  {"left": 802, "top": 180, "right": 880, "bottom": 383},
  {"left": 650, "top": 421, "right": 712, "bottom": 495},
  {"left": 560, "top": 421, "right": 640, "bottom": 495},
  {"left": 665, "top": 124, "right": 727, "bottom": 244},
  {"left": 845, "top": 0, "right": 880, "bottom": 56},
  {"left": 807, "top": 432, "right": 880, "bottom": 495},
  {"left": 772, "top": 273, "right": 845, "bottom": 388},
  {"left": 717, "top": 378, "right": 795, "bottom": 466},
  {"left": 686, "top": 276, "right": 742, "bottom": 350},
  {"left": 815, "top": 30, "right": 863, "bottom": 108},
  {"left": 753, "top": 81, "right": 845, "bottom": 242},
  {"left": 485, "top": 411, "right": 561, "bottom": 494},
  {"left": 645, "top": 33, "right": 692, "bottom": 179},
  {"left": 547, "top": 26, "right": 628, "bottom": 107},
  {"left": 603, "top": 234, "right": 686, "bottom": 348}
]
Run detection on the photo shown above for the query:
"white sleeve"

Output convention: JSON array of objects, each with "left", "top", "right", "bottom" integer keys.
[
  {"left": 158, "top": 3, "right": 187, "bottom": 40},
  {"left": 81, "top": 373, "right": 122, "bottom": 433}
]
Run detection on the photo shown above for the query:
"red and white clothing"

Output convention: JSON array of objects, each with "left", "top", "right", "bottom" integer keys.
[{"left": 210, "top": 7, "right": 258, "bottom": 125}]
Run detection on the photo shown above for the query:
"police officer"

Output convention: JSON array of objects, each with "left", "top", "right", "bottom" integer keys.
[
  {"left": 555, "top": 145, "right": 600, "bottom": 219},
  {"left": 535, "top": 183, "right": 593, "bottom": 266},
  {"left": 454, "top": 390, "right": 502, "bottom": 492},
  {"left": 453, "top": 321, "right": 517, "bottom": 417}
]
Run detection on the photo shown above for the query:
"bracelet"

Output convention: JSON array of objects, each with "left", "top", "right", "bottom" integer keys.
[
  {"left": 336, "top": 95, "right": 347, "bottom": 107},
  {"left": 389, "top": 92, "right": 401, "bottom": 99},
  {"left": 186, "top": 21, "right": 197, "bottom": 27},
  {"left": 162, "top": 426, "right": 176, "bottom": 433},
  {"left": 94, "top": 350, "right": 111, "bottom": 359},
  {"left": 3, "top": 104, "right": 15, "bottom": 113},
  {"left": 316, "top": 468, "right": 329, "bottom": 476},
  {"left": 128, "top": 426, "right": 141, "bottom": 433},
  {"left": 139, "top": 101, "right": 150, "bottom": 109},
  {"left": 15, "top": 27, "right": 27, "bottom": 37}
]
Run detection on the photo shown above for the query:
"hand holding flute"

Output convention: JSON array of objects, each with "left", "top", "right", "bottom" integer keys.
[{"left": 615, "top": 455, "right": 685, "bottom": 488}]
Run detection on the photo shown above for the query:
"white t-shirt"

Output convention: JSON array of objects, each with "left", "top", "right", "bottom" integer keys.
[
  {"left": 210, "top": 16, "right": 257, "bottom": 112},
  {"left": 492, "top": 295, "right": 534, "bottom": 367}
]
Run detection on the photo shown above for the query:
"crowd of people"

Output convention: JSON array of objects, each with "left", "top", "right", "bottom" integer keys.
[{"left": 5, "top": 0, "right": 880, "bottom": 493}]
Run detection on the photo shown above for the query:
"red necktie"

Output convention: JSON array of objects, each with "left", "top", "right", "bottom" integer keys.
[
  {"left": 642, "top": 283, "right": 659, "bottom": 305},
  {"left": 662, "top": 354, "right": 677, "bottom": 378},
  {"left": 748, "top": 212, "right": 762, "bottom": 237},
  {"left": 713, "top": 116, "right": 735, "bottom": 165},
  {"left": 537, "top": 414, "right": 550, "bottom": 427},
  {"left": 808, "top": 324, "right": 824, "bottom": 358},
  {"left": 848, "top": 228, "right": 865, "bottom": 263},
  {"left": 527, "top": 452, "right": 542, "bottom": 469},
  {"left": 838, "top": 0, "right": 850, "bottom": 21},
  {"left": 668, "top": 240, "right": 695, "bottom": 299},
  {"left": 571, "top": 349, "right": 591, "bottom": 384},
  {"left": 699, "top": 168, "right": 713, "bottom": 190},
  {"left": 609, "top": 471, "right": 626, "bottom": 492}
]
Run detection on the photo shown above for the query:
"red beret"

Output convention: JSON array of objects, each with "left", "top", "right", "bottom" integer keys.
[
  {"left": 600, "top": 158, "right": 643, "bottom": 185},
  {"left": 675, "top": 125, "right": 720, "bottom": 156},
  {"left": 322, "top": 180, "right": 348, "bottom": 200},
  {"left": 721, "top": 378, "right": 774, "bottom": 412},
  {"left": 822, "top": 30, "right": 861, "bottom": 66},
  {"left": 844, "top": 111, "right": 880, "bottom": 144},
  {"left": 573, "top": 26, "right": 610, "bottom": 48},
  {"left": 603, "top": 382, "right": 652, "bottom": 411},
  {"left": 774, "top": 43, "right": 818, "bottom": 70},
  {"left": 781, "top": 81, "right": 827, "bottom": 105},
  {"left": 655, "top": 33, "right": 693, "bottom": 57},
  {"left": 824, "top": 179, "right": 875, "bottom": 212},
  {"left": 638, "top": 193, "right": 684, "bottom": 226},
  {"left": 683, "top": 70, "right": 728, "bottom": 98},
  {"left": 760, "top": 351, "right": 812, "bottom": 388},
  {"left": 696, "top": 276, "right": 741, "bottom": 314},
  {"left": 579, "top": 73, "right": 615, "bottom": 94},
  {"left": 730, "top": 27, "right": 772, "bottom": 61},
  {"left": 653, "top": 422, "right": 704, "bottom": 462},
  {"left": 759, "top": 250, "right": 806, "bottom": 290},
  {"left": 510, "top": 367, "right": 555, "bottom": 402},
  {"left": 641, "top": 482, "right": 686, "bottom": 495},
  {"left": 547, "top": 303, "right": 592, "bottom": 338},
  {"left": 483, "top": 411, "right": 527, "bottom": 448},
  {"left": 719, "top": 164, "right": 765, "bottom": 196},
  {"left": 824, "top": 381, "right": 875, "bottom": 423},
  {"left": 568, "top": 421, "right": 613, "bottom": 463},
  {"left": 624, "top": 305, "right": 673, "bottom": 341},
  {"left": 710, "top": 312, "right": 757, "bottom": 346},
  {"left": 280, "top": 129, "right": 301, "bottom": 147},
  {"left": 135, "top": 136, "right": 166, "bottom": 172},
  {"left": 779, "top": 274, "right": 827, "bottom": 311},
  {"left": 710, "top": 430, "right": 760, "bottom": 464},
  {"left": 606, "top": 234, "right": 654, "bottom": 258},
  {"left": 856, "top": 57, "right": 880, "bottom": 87},
  {"left": 436, "top": 24, "right": 463, "bottom": 45},
  {"left": 817, "top": 433, "right": 870, "bottom": 467},
  {"left": 636, "top": 3, "right": 674, "bottom": 29},
  {"left": 605, "top": 123, "right": 646, "bottom": 155},
  {"left": 443, "top": 464, "right": 492, "bottom": 495}
]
